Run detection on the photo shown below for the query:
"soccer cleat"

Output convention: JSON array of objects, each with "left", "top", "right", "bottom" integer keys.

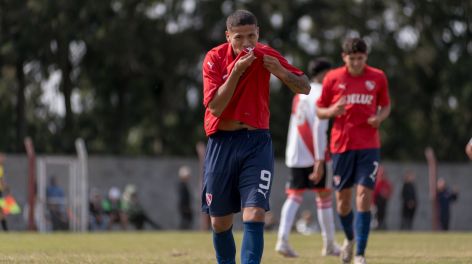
[
  {"left": 354, "top": 255, "right": 367, "bottom": 264},
  {"left": 275, "top": 240, "right": 299, "bottom": 258},
  {"left": 340, "top": 239, "right": 354, "bottom": 264},
  {"left": 321, "top": 242, "right": 341, "bottom": 256}
]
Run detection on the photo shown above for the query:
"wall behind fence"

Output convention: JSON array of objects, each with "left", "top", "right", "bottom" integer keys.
[{"left": 4, "top": 155, "right": 471, "bottom": 231}]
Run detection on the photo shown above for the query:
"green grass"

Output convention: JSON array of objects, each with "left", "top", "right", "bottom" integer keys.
[{"left": 0, "top": 231, "right": 471, "bottom": 263}]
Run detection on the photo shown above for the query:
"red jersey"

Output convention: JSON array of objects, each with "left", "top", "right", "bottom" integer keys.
[
  {"left": 202, "top": 42, "right": 304, "bottom": 136},
  {"left": 317, "top": 65, "right": 390, "bottom": 153}
]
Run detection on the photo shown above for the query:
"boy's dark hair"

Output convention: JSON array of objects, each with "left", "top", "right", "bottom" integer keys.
[
  {"left": 226, "top": 10, "right": 258, "bottom": 31},
  {"left": 342, "top": 37, "right": 368, "bottom": 54},
  {"left": 307, "top": 58, "right": 332, "bottom": 79}
]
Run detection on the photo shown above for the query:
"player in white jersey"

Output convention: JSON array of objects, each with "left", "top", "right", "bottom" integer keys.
[{"left": 275, "top": 58, "right": 340, "bottom": 258}]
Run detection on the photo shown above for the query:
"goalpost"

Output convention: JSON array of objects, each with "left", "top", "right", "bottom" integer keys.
[{"left": 36, "top": 138, "right": 88, "bottom": 232}]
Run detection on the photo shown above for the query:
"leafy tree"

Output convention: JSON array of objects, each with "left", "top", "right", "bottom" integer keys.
[{"left": 0, "top": 0, "right": 470, "bottom": 161}]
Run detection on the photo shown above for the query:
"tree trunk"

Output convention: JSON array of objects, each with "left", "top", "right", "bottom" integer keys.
[
  {"left": 114, "top": 78, "right": 127, "bottom": 154},
  {"left": 15, "top": 58, "right": 26, "bottom": 152},
  {"left": 58, "top": 39, "right": 74, "bottom": 152}
]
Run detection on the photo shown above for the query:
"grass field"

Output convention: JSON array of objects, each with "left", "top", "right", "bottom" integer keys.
[{"left": 0, "top": 231, "right": 471, "bottom": 263}]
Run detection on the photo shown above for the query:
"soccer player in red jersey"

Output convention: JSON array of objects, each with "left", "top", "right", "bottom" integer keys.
[
  {"left": 317, "top": 37, "right": 391, "bottom": 264},
  {"left": 201, "top": 10, "right": 310, "bottom": 264}
]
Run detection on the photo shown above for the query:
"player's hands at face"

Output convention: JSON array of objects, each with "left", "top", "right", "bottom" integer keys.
[
  {"left": 234, "top": 50, "right": 256, "bottom": 75},
  {"left": 263, "top": 55, "right": 284, "bottom": 76},
  {"left": 309, "top": 160, "right": 324, "bottom": 184},
  {"left": 329, "top": 96, "right": 346, "bottom": 117},
  {"left": 367, "top": 115, "right": 381, "bottom": 128}
]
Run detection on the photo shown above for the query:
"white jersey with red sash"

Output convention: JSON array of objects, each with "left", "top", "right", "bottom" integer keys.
[{"left": 285, "top": 82, "right": 329, "bottom": 168}]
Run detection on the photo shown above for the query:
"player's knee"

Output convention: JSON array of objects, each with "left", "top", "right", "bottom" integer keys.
[
  {"left": 242, "top": 207, "right": 265, "bottom": 222},
  {"left": 356, "top": 186, "right": 373, "bottom": 210},
  {"left": 211, "top": 216, "right": 233, "bottom": 233},
  {"left": 337, "top": 199, "right": 351, "bottom": 215},
  {"left": 316, "top": 193, "right": 333, "bottom": 208},
  {"left": 211, "top": 221, "right": 232, "bottom": 233}
]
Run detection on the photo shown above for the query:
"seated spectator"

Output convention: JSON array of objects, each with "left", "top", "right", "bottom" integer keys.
[
  {"left": 46, "top": 176, "right": 68, "bottom": 231},
  {"left": 102, "top": 187, "right": 127, "bottom": 230},
  {"left": 122, "top": 184, "right": 161, "bottom": 230},
  {"left": 89, "top": 188, "right": 108, "bottom": 231}
]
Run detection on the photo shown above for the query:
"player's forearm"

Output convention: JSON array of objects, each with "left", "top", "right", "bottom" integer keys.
[
  {"left": 376, "top": 104, "right": 391, "bottom": 123},
  {"left": 313, "top": 118, "right": 328, "bottom": 160},
  {"left": 207, "top": 69, "right": 243, "bottom": 117},
  {"left": 316, "top": 107, "right": 333, "bottom": 119},
  {"left": 278, "top": 70, "right": 310, "bottom": 94}
]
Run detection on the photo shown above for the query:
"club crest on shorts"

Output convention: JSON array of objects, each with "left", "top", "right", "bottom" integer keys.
[
  {"left": 206, "top": 193, "right": 213, "bottom": 206},
  {"left": 333, "top": 175, "right": 341, "bottom": 186}
]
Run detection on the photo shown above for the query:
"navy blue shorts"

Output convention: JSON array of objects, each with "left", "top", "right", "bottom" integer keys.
[
  {"left": 331, "top": 148, "right": 380, "bottom": 191},
  {"left": 201, "top": 129, "right": 274, "bottom": 217}
]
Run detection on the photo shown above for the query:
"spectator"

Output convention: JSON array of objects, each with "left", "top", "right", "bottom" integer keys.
[
  {"left": 196, "top": 141, "right": 211, "bottom": 231},
  {"left": 46, "top": 176, "right": 68, "bottom": 231},
  {"left": 436, "top": 178, "right": 458, "bottom": 231},
  {"left": 122, "top": 184, "right": 160, "bottom": 230},
  {"left": 372, "top": 166, "right": 393, "bottom": 230},
  {"left": 177, "top": 166, "right": 193, "bottom": 230},
  {"left": 103, "top": 186, "right": 127, "bottom": 230},
  {"left": 400, "top": 170, "right": 417, "bottom": 230},
  {"left": 89, "top": 188, "right": 108, "bottom": 231}
]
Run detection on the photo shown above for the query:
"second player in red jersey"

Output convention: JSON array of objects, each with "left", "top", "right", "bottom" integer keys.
[
  {"left": 317, "top": 37, "right": 391, "bottom": 264},
  {"left": 317, "top": 64, "right": 390, "bottom": 153}
]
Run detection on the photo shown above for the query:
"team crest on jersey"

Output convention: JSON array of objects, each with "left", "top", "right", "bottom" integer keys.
[
  {"left": 207, "top": 61, "right": 214, "bottom": 69},
  {"left": 206, "top": 193, "right": 213, "bottom": 206},
  {"left": 365, "top": 80, "right": 376, "bottom": 91},
  {"left": 333, "top": 175, "right": 341, "bottom": 186}
]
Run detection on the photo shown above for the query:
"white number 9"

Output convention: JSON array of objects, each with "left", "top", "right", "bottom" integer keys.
[{"left": 259, "top": 170, "right": 271, "bottom": 190}]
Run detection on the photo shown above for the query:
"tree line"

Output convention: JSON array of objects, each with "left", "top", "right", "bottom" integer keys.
[{"left": 1, "top": 0, "right": 471, "bottom": 161}]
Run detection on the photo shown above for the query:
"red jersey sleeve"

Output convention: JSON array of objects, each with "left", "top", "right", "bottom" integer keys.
[
  {"left": 261, "top": 46, "right": 304, "bottom": 76},
  {"left": 316, "top": 72, "right": 334, "bottom": 108},
  {"left": 377, "top": 72, "right": 390, "bottom": 107},
  {"left": 202, "top": 52, "right": 224, "bottom": 108}
]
